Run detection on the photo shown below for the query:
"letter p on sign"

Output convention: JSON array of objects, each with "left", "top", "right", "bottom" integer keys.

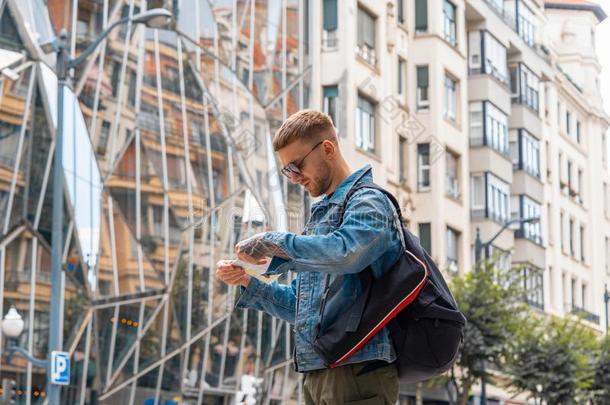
[{"left": 51, "top": 351, "right": 70, "bottom": 385}]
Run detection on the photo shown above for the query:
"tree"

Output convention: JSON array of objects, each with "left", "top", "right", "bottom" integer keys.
[
  {"left": 592, "top": 335, "right": 610, "bottom": 404},
  {"left": 431, "top": 260, "right": 528, "bottom": 405},
  {"left": 506, "top": 315, "right": 598, "bottom": 404}
]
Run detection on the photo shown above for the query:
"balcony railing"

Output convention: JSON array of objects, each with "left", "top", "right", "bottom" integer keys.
[
  {"left": 484, "top": 0, "right": 516, "bottom": 30},
  {"left": 514, "top": 228, "right": 542, "bottom": 245},
  {"left": 568, "top": 304, "right": 600, "bottom": 324}
]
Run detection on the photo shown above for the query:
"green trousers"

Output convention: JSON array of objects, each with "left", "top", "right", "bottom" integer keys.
[{"left": 303, "top": 361, "right": 399, "bottom": 405}]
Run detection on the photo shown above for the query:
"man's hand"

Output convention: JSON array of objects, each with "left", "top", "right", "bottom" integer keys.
[
  {"left": 234, "top": 232, "right": 289, "bottom": 264},
  {"left": 216, "top": 260, "right": 251, "bottom": 288}
]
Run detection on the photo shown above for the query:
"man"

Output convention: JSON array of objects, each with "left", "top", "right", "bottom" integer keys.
[{"left": 216, "top": 110, "right": 402, "bottom": 404}]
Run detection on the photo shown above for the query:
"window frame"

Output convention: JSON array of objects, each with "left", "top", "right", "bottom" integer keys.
[
  {"left": 417, "top": 143, "right": 431, "bottom": 191},
  {"left": 356, "top": 93, "right": 376, "bottom": 153},
  {"left": 443, "top": 74, "right": 457, "bottom": 122},
  {"left": 443, "top": 0, "right": 457, "bottom": 47},
  {"left": 416, "top": 65, "right": 430, "bottom": 110}
]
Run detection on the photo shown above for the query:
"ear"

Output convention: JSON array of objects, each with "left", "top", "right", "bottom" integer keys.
[{"left": 321, "top": 139, "right": 337, "bottom": 159}]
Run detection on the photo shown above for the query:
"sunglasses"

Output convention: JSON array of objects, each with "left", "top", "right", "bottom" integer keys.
[{"left": 280, "top": 140, "right": 325, "bottom": 178}]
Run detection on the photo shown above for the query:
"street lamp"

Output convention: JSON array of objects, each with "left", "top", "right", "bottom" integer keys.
[
  {"left": 475, "top": 216, "right": 541, "bottom": 269},
  {"left": 41, "top": 8, "right": 172, "bottom": 403},
  {"left": 2, "top": 307, "right": 48, "bottom": 369},
  {"left": 604, "top": 284, "right": 610, "bottom": 336},
  {"left": 1, "top": 306, "right": 24, "bottom": 338},
  {"left": 474, "top": 216, "right": 540, "bottom": 405}
]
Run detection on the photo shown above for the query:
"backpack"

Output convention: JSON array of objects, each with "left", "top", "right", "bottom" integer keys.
[{"left": 312, "top": 182, "right": 467, "bottom": 383}]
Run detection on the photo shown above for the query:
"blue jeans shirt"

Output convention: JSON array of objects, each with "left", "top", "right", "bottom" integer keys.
[{"left": 235, "top": 165, "right": 402, "bottom": 372}]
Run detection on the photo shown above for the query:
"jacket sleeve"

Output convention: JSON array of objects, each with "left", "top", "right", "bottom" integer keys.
[
  {"left": 256, "top": 189, "right": 400, "bottom": 276},
  {"left": 234, "top": 275, "right": 297, "bottom": 325}
]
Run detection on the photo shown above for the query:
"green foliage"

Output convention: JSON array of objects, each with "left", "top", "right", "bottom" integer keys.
[
  {"left": 592, "top": 335, "right": 610, "bottom": 404},
  {"left": 428, "top": 260, "right": 529, "bottom": 404},
  {"left": 451, "top": 260, "right": 527, "bottom": 376},
  {"left": 506, "top": 315, "right": 598, "bottom": 404}
]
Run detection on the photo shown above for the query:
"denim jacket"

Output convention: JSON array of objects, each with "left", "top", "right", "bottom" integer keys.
[{"left": 235, "top": 165, "right": 402, "bottom": 372}]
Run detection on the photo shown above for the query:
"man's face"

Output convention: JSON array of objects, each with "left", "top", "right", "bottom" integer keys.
[{"left": 277, "top": 137, "right": 334, "bottom": 197}]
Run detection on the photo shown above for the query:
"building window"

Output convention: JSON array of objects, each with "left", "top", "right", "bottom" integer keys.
[
  {"left": 514, "top": 129, "right": 540, "bottom": 178},
  {"left": 446, "top": 150, "right": 460, "bottom": 199},
  {"left": 567, "top": 160, "right": 573, "bottom": 194},
  {"left": 523, "top": 267, "right": 544, "bottom": 309},
  {"left": 471, "top": 173, "right": 509, "bottom": 223},
  {"left": 576, "top": 120, "right": 581, "bottom": 143},
  {"left": 569, "top": 218, "right": 575, "bottom": 257},
  {"left": 446, "top": 227, "right": 459, "bottom": 272},
  {"left": 443, "top": 74, "right": 457, "bottom": 122},
  {"left": 469, "top": 103, "right": 483, "bottom": 146},
  {"left": 604, "top": 236, "right": 610, "bottom": 274},
  {"left": 419, "top": 223, "right": 431, "bottom": 255},
  {"left": 127, "top": 69, "right": 137, "bottom": 107},
  {"left": 485, "top": 102, "right": 508, "bottom": 154},
  {"left": 487, "top": 173, "right": 510, "bottom": 223},
  {"left": 97, "top": 121, "right": 111, "bottom": 155},
  {"left": 566, "top": 111, "right": 571, "bottom": 135},
  {"left": 397, "top": 56, "right": 407, "bottom": 105},
  {"left": 323, "top": 0, "right": 338, "bottom": 48},
  {"left": 323, "top": 85, "right": 339, "bottom": 130},
  {"left": 579, "top": 225, "right": 586, "bottom": 263},
  {"left": 417, "top": 143, "right": 430, "bottom": 191},
  {"left": 515, "top": 195, "right": 542, "bottom": 244},
  {"left": 547, "top": 202, "right": 553, "bottom": 245},
  {"left": 510, "top": 63, "right": 539, "bottom": 112},
  {"left": 356, "top": 95, "right": 375, "bottom": 153},
  {"left": 560, "top": 211, "right": 565, "bottom": 252},
  {"left": 415, "top": 0, "right": 428, "bottom": 32},
  {"left": 577, "top": 168, "right": 583, "bottom": 204},
  {"left": 399, "top": 136, "right": 408, "bottom": 183},
  {"left": 397, "top": 0, "right": 405, "bottom": 24},
  {"left": 468, "top": 31, "right": 508, "bottom": 83},
  {"left": 443, "top": 0, "right": 457, "bottom": 46},
  {"left": 357, "top": 7, "right": 376, "bottom": 65},
  {"left": 470, "top": 174, "right": 485, "bottom": 218},
  {"left": 517, "top": 1, "right": 537, "bottom": 47},
  {"left": 416, "top": 65, "right": 429, "bottom": 110},
  {"left": 111, "top": 61, "right": 121, "bottom": 98},
  {"left": 469, "top": 102, "right": 508, "bottom": 155}
]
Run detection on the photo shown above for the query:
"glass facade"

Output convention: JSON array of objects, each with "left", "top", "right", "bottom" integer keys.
[{"left": 0, "top": 0, "right": 310, "bottom": 403}]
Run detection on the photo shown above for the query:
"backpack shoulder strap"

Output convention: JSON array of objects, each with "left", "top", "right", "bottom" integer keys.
[{"left": 338, "top": 182, "right": 403, "bottom": 224}]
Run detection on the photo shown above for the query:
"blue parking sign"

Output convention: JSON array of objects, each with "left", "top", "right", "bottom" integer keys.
[{"left": 51, "top": 351, "right": 70, "bottom": 385}]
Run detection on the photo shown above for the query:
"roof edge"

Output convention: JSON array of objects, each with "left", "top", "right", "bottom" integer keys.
[{"left": 545, "top": 2, "right": 608, "bottom": 22}]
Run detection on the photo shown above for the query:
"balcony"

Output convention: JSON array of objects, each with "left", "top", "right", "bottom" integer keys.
[
  {"left": 483, "top": 0, "right": 517, "bottom": 30},
  {"left": 567, "top": 304, "right": 600, "bottom": 325},
  {"left": 524, "top": 296, "right": 544, "bottom": 310},
  {"left": 355, "top": 44, "right": 376, "bottom": 66}
]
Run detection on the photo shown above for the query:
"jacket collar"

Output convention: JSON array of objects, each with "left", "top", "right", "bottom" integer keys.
[{"left": 325, "top": 164, "right": 373, "bottom": 205}]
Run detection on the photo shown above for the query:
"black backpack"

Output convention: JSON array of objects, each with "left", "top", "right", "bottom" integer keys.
[{"left": 312, "top": 182, "right": 467, "bottom": 383}]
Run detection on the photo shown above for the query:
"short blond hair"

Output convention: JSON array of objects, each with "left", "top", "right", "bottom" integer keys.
[{"left": 272, "top": 109, "right": 335, "bottom": 151}]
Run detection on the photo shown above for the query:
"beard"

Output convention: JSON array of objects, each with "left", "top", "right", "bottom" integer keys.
[{"left": 307, "top": 160, "right": 332, "bottom": 197}]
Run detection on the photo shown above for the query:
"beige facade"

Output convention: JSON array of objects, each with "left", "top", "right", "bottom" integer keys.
[{"left": 309, "top": 0, "right": 610, "bottom": 401}]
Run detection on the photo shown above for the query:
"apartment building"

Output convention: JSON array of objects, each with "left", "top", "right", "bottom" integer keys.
[
  {"left": 313, "top": 0, "right": 472, "bottom": 279},
  {"left": 311, "top": 0, "right": 609, "bottom": 402}
]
